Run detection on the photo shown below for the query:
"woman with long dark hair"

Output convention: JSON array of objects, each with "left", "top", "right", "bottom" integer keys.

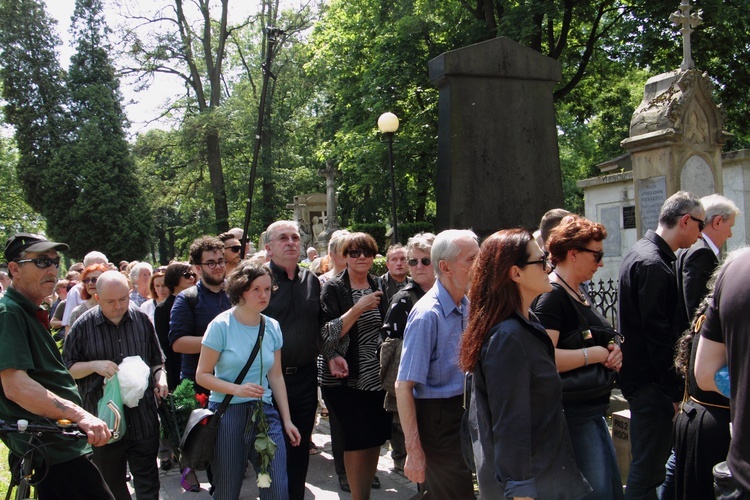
[{"left": 459, "top": 228, "right": 590, "bottom": 500}]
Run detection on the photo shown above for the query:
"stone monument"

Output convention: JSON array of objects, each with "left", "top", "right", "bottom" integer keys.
[
  {"left": 429, "top": 37, "right": 564, "bottom": 235},
  {"left": 286, "top": 192, "right": 328, "bottom": 256},
  {"left": 316, "top": 161, "right": 341, "bottom": 253},
  {"left": 621, "top": 0, "right": 731, "bottom": 238}
]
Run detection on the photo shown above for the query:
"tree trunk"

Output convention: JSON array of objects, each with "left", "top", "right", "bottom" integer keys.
[{"left": 206, "top": 130, "right": 229, "bottom": 232}]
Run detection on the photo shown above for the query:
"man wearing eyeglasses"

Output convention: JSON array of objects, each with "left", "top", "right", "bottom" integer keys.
[
  {"left": 617, "top": 191, "right": 705, "bottom": 500},
  {"left": 263, "top": 221, "right": 323, "bottom": 500},
  {"left": 169, "top": 236, "right": 231, "bottom": 396},
  {"left": 0, "top": 233, "right": 114, "bottom": 499}
]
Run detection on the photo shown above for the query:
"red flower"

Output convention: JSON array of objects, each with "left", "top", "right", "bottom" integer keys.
[{"left": 195, "top": 393, "right": 208, "bottom": 408}]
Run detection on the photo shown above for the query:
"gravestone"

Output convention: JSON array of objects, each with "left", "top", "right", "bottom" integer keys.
[{"left": 429, "top": 37, "right": 564, "bottom": 236}]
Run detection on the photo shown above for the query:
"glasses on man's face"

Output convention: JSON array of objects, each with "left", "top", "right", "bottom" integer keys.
[
  {"left": 82, "top": 277, "right": 99, "bottom": 284},
  {"left": 348, "top": 249, "right": 374, "bottom": 259},
  {"left": 408, "top": 257, "right": 432, "bottom": 267},
  {"left": 182, "top": 271, "right": 196, "bottom": 280},
  {"left": 576, "top": 247, "right": 604, "bottom": 263},
  {"left": 680, "top": 214, "right": 706, "bottom": 232},
  {"left": 15, "top": 257, "right": 61, "bottom": 269},
  {"left": 519, "top": 252, "right": 550, "bottom": 272},
  {"left": 200, "top": 260, "right": 227, "bottom": 269},
  {"left": 225, "top": 245, "right": 242, "bottom": 254}
]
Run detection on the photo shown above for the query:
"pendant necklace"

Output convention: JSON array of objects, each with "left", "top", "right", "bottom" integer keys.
[{"left": 556, "top": 273, "right": 589, "bottom": 306}]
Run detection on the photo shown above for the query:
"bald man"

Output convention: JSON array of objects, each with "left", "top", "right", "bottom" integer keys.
[{"left": 64, "top": 271, "right": 167, "bottom": 500}]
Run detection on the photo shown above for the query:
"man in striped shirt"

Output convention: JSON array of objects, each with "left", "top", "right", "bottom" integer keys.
[{"left": 64, "top": 271, "right": 167, "bottom": 500}]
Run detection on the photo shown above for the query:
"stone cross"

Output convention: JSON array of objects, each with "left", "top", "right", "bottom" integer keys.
[
  {"left": 318, "top": 161, "right": 340, "bottom": 232},
  {"left": 285, "top": 196, "right": 306, "bottom": 223},
  {"left": 670, "top": 0, "right": 703, "bottom": 71}
]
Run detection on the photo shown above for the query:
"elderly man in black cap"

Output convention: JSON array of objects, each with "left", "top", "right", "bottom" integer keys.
[{"left": 0, "top": 233, "right": 113, "bottom": 499}]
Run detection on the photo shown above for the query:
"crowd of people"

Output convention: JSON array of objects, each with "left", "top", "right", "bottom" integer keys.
[{"left": 0, "top": 189, "right": 749, "bottom": 500}]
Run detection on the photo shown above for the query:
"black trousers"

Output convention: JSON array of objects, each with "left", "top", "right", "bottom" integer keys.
[
  {"left": 36, "top": 454, "right": 114, "bottom": 500},
  {"left": 92, "top": 433, "right": 160, "bottom": 500},
  {"left": 415, "top": 396, "right": 474, "bottom": 500},
  {"left": 282, "top": 363, "right": 319, "bottom": 500}
]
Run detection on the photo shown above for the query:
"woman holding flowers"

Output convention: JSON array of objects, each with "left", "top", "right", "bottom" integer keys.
[{"left": 196, "top": 262, "right": 301, "bottom": 500}]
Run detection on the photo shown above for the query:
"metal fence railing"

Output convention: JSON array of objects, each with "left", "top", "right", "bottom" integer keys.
[{"left": 588, "top": 278, "right": 619, "bottom": 327}]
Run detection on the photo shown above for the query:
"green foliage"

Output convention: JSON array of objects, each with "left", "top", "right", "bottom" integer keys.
[
  {"left": 349, "top": 223, "right": 388, "bottom": 253},
  {"left": 0, "top": 136, "right": 45, "bottom": 242},
  {"left": 0, "top": 0, "right": 69, "bottom": 214},
  {"left": 43, "top": 0, "right": 152, "bottom": 261}
]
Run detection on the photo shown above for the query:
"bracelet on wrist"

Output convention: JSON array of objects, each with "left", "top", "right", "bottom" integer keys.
[{"left": 582, "top": 347, "right": 589, "bottom": 367}]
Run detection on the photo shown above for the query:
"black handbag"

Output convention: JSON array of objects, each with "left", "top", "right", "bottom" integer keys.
[
  {"left": 555, "top": 286, "right": 621, "bottom": 402},
  {"left": 179, "top": 316, "right": 266, "bottom": 470}
]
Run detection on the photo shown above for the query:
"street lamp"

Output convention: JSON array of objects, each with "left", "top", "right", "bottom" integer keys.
[{"left": 378, "top": 112, "right": 399, "bottom": 245}]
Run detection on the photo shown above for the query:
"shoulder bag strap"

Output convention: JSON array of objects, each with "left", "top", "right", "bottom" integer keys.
[{"left": 215, "top": 315, "right": 267, "bottom": 417}]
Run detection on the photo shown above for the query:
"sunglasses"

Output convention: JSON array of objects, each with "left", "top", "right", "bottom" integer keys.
[
  {"left": 519, "top": 251, "right": 550, "bottom": 272},
  {"left": 15, "top": 257, "right": 61, "bottom": 269},
  {"left": 183, "top": 271, "right": 196, "bottom": 279},
  {"left": 347, "top": 249, "right": 374, "bottom": 258},
  {"left": 225, "top": 245, "right": 242, "bottom": 253},
  {"left": 82, "top": 277, "right": 99, "bottom": 284},
  {"left": 576, "top": 248, "right": 605, "bottom": 263},
  {"left": 408, "top": 257, "right": 432, "bottom": 267},
  {"left": 681, "top": 213, "right": 706, "bottom": 232}
]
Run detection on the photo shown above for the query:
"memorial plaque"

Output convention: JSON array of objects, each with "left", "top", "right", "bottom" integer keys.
[
  {"left": 600, "top": 206, "right": 622, "bottom": 257},
  {"left": 637, "top": 176, "right": 667, "bottom": 232},
  {"left": 623, "top": 206, "right": 636, "bottom": 229}
]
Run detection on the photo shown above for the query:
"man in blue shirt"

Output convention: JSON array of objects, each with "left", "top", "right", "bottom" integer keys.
[
  {"left": 396, "top": 229, "right": 479, "bottom": 499},
  {"left": 169, "top": 236, "right": 231, "bottom": 395}
]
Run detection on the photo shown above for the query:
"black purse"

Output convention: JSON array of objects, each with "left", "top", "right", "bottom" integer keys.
[
  {"left": 179, "top": 316, "right": 266, "bottom": 470},
  {"left": 556, "top": 287, "right": 621, "bottom": 403}
]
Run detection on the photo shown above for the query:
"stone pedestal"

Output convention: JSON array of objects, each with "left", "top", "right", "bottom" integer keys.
[
  {"left": 429, "top": 37, "right": 563, "bottom": 236},
  {"left": 621, "top": 69, "right": 732, "bottom": 237}
]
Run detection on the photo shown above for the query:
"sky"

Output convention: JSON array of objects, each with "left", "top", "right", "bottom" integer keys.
[{"left": 42, "top": 0, "right": 277, "bottom": 135}]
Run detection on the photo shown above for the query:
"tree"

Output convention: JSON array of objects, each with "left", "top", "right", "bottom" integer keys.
[
  {"left": 121, "top": 0, "right": 248, "bottom": 233},
  {"left": 0, "top": 0, "right": 69, "bottom": 215},
  {"left": 0, "top": 134, "right": 45, "bottom": 241},
  {"left": 46, "top": 0, "right": 151, "bottom": 261}
]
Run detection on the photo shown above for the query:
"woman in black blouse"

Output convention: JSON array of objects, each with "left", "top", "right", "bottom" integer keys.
[
  {"left": 532, "top": 215, "right": 623, "bottom": 499},
  {"left": 320, "top": 232, "right": 391, "bottom": 500},
  {"left": 460, "top": 228, "right": 590, "bottom": 499}
]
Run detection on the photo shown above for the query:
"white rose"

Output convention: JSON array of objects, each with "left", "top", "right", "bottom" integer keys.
[{"left": 257, "top": 472, "right": 272, "bottom": 488}]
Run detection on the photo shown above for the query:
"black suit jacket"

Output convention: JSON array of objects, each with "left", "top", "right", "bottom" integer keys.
[{"left": 676, "top": 236, "right": 719, "bottom": 332}]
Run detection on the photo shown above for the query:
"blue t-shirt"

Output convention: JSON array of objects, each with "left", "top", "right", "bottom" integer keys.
[{"left": 202, "top": 310, "right": 283, "bottom": 404}]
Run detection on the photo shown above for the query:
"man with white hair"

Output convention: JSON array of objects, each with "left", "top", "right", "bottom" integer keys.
[
  {"left": 64, "top": 271, "right": 167, "bottom": 500},
  {"left": 61, "top": 251, "right": 108, "bottom": 332},
  {"left": 129, "top": 262, "right": 153, "bottom": 307},
  {"left": 676, "top": 193, "right": 741, "bottom": 332},
  {"left": 302, "top": 246, "right": 318, "bottom": 264},
  {"left": 395, "top": 229, "right": 479, "bottom": 499}
]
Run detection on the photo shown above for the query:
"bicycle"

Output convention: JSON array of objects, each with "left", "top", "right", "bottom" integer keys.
[{"left": 0, "top": 416, "right": 119, "bottom": 500}]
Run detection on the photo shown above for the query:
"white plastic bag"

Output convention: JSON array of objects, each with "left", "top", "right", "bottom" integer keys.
[{"left": 118, "top": 356, "right": 151, "bottom": 408}]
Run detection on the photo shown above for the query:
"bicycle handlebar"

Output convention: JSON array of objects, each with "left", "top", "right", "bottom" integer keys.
[{"left": 0, "top": 419, "right": 91, "bottom": 439}]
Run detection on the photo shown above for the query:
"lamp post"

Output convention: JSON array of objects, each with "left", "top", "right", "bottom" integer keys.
[{"left": 378, "top": 112, "right": 399, "bottom": 245}]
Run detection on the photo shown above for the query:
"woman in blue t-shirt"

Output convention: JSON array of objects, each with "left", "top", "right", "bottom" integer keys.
[{"left": 196, "top": 262, "right": 301, "bottom": 500}]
